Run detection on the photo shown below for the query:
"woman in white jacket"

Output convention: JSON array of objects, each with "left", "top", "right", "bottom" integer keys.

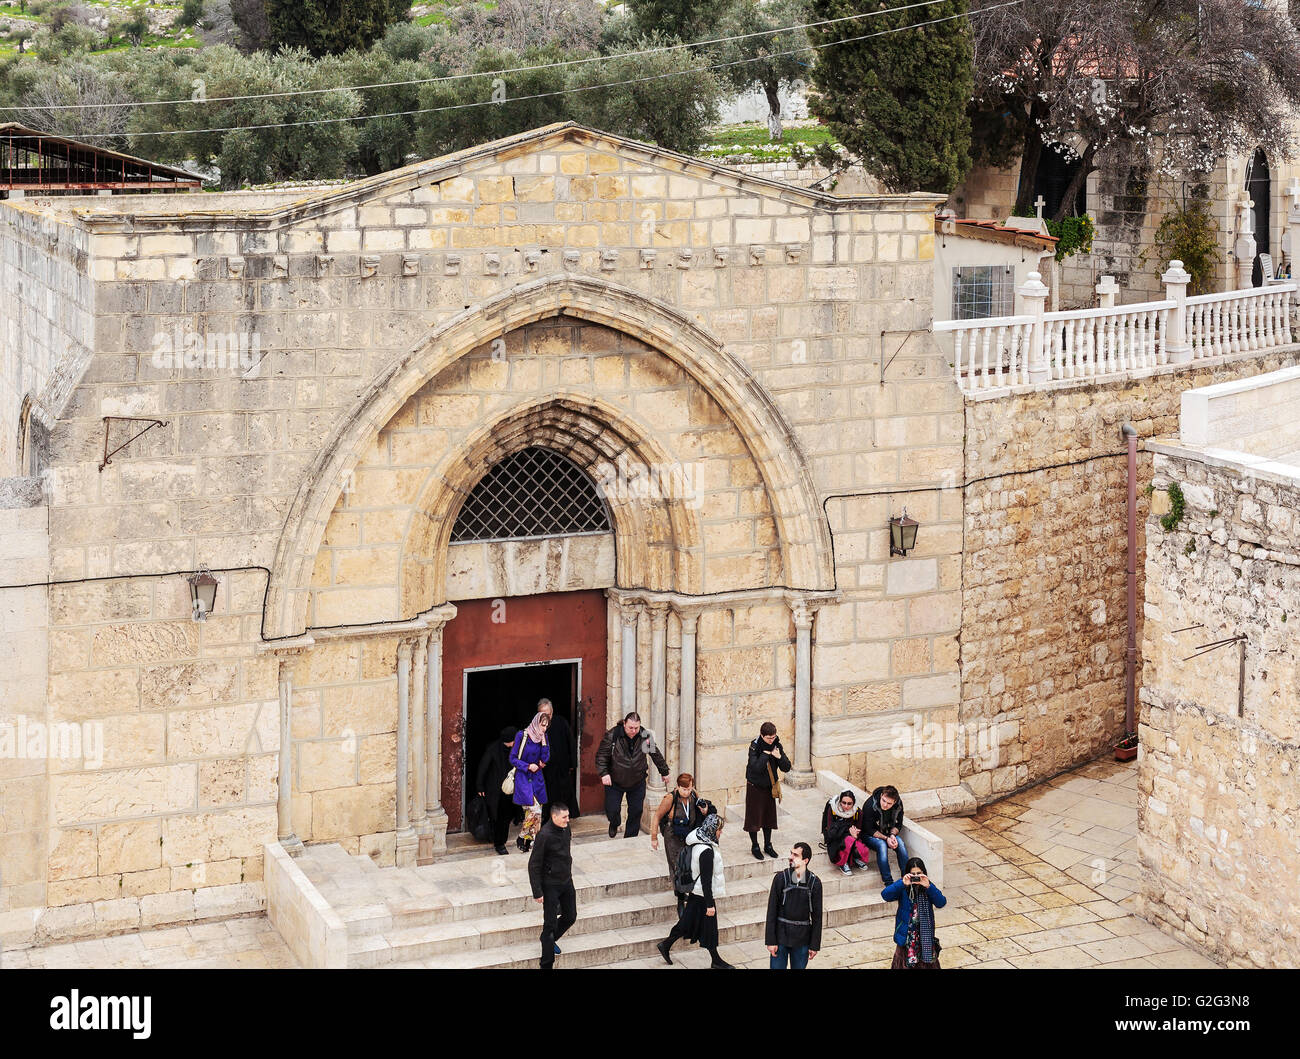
[{"left": 656, "top": 812, "right": 734, "bottom": 969}]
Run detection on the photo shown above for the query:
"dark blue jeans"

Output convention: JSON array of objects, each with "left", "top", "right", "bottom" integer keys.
[
  {"left": 865, "top": 835, "right": 909, "bottom": 884},
  {"left": 770, "top": 944, "right": 809, "bottom": 969}
]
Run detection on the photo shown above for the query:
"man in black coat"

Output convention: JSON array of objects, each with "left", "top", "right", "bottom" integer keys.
[
  {"left": 537, "top": 699, "right": 578, "bottom": 818},
  {"left": 529, "top": 803, "right": 576, "bottom": 969},
  {"left": 475, "top": 726, "right": 518, "bottom": 855},
  {"left": 764, "top": 841, "right": 823, "bottom": 969},
  {"left": 595, "top": 711, "right": 670, "bottom": 839}
]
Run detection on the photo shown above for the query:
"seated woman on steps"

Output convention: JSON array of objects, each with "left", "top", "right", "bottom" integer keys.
[{"left": 822, "top": 789, "right": 872, "bottom": 876}]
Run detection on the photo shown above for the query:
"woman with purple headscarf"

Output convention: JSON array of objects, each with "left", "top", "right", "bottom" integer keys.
[{"left": 510, "top": 711, "right": 550, "bottom": 852}]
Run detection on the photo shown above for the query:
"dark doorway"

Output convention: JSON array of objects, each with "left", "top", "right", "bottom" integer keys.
[
  {"left": 463, "top": 660, "right": 579, "bottom": 824},
  {"left": 1032, "top": 143, "right": 1087, "bottom": 219},
  {"left": 1247, "top": 148, "right": 1271, "bottom": 286}
]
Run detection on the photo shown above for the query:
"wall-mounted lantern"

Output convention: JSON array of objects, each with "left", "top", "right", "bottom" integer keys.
[
  {"left": 187, "top": 565, "right": 219, "bottom": 621},
  {"left": 889, "top": 509, "right": 920, "bottom": 557}
]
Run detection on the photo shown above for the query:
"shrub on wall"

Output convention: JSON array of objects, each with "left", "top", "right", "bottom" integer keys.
[{"left": 1154, "top": 189, "right": 1220, "bottom": 295}]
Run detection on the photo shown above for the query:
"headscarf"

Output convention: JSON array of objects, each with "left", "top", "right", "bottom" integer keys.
[
  {"left": 523, "top": 712, "right": 548, "bottom": 745},
  {"left": 828, "top": 791, "right": 856, "bottom": 819},
  {"left": 693, "top": 812, "right": 722, "bottom": 846}
]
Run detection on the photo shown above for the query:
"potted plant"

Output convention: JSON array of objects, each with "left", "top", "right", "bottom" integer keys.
[{"left": 1114, "top": 731, "right": 1139, "bottom": 762}]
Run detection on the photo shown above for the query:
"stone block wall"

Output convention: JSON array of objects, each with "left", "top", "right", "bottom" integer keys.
[
  {"left": 0, "top": 209, "right": 92, "bottom": 474},
  {"left": 1138, "top": 445, "right": 1300, "bottom": 967},
  {"left": 959, "top": 348, "right": 1300, "bottom": 804},
  {"left": 0, "top": 478, "right": 48, "bottom": 931}
]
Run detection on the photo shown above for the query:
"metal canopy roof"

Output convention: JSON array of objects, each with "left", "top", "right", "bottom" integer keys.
[{"left": 0, "top": 123, "right": 202, "bottom": 193}]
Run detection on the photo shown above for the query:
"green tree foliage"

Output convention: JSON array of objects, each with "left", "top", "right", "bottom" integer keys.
[
  {"left": 713, "top": 0, "right": 811, "bottom": 141},
  {"left": 267, "top": 0, "right": 412, "bottom": 57},
  {"left": 179, "top": 0, "right": 207, "bottom": 29},
  {"left": 1153, "top": 188, "right": 1220, "bottom": 295},
  {"left": 807, "top": 0, "right": 973, "bottom": 193},
  {"left": 125, "top": 46, "right": 362, "bottom": 186},
  {"left": 623, "top": 0, "right": 721, "bottom": 43},
  {"left": 568, "top": 34, "right": 721, "bottom": 152},
  {"left": 416, "top": 44, "right": 571, "bottom": 158}
]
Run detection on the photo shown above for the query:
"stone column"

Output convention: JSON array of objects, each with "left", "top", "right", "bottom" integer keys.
[
  {"left": 423, "top": 615, "right": 450, "bottom": 857},
  {"left": 619, "top": 601, "right": 640, "bottom": 716},
  {"left": 647, "top": 602, "right": 669, "bottom": 793},
  {"left": 395, "top": 637, "right": 417, "bottom": 867},
  {"left": 787, "top": 598, "right": 817, "bottom": 789},
  {"left": 277, "top": 653, "right": 304, "bottom": 854},
  {"left": 677, "top": 609, "right": 699, "bottom": 781},
  {"left": 412, "top": 631, "right": 428, "bottom": 832}
]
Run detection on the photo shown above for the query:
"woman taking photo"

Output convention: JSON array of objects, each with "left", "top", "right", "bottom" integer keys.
[
  {"left": 510, "top": 711, "right": 550, "bottom": 853},
  {"left": 743, "top": 722, "right": 791, "bottom": 860},
  {"left": 882, "top": 856, "right": 946, "bottom": 969}
]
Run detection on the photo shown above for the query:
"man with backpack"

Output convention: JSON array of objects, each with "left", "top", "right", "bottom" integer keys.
[
  {"left": 651, "top": 775, "right": 710, "bottom": 912},
  {"left": 764, "top": 841, "right": 823, "bottom": 970},
  {"left": 594, "top": 711, "right": 670, "bottom": 839}
]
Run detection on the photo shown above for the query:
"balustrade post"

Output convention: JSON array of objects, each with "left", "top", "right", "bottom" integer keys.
[
  {"left": 1162, "top": 260, "right": 1193, "bottom": 364},
  {"left": 1018, "top": 272, "right": 1051, "bottom": 382}
]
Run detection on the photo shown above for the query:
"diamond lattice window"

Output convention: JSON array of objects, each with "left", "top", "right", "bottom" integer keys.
[{"left": 450, "top": 446, "right": 612, "bottom": 543}]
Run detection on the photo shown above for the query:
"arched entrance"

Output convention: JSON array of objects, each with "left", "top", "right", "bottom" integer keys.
[
  {"left": 438, "top": 444, "right": 615, "bottom": 828},
  {"left": 1247, "top": 148, "right": 1271, "bottom": 286}
]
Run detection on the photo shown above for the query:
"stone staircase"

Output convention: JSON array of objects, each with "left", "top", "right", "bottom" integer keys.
[{"left": 288, "top": 786, "right": 897, "bottom": 969}]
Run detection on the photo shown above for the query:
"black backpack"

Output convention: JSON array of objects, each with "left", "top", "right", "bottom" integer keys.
[
  {"left": 673, "top": 843, "right": 697, "bottom": 893},
  {"left": 776, "top": 868, "right": 815, "bottom": 928}
]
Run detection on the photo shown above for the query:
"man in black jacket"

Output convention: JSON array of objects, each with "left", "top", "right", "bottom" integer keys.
[
  {"left": 529, "top": 803, "right": 576, "bottom": 969},
  {"left": 594, "top": 711, "right": 670, "bottom": 839},
  {"left": 862, "top": 784, "right": 908, "bottom": 885},
  {"left": 765, "top": 841, "right": 823, "bottom": 969}
]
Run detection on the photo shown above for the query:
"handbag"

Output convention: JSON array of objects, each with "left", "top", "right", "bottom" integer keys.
[
  {"left": 768, "top": 760, "right": 783, "bottom": 802},
  {"left": 502, "top": 733, "right": 523, "bottom": 796}
]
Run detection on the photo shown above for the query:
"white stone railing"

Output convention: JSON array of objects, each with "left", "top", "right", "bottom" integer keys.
[
  {"left": 936, "top": 262, "right": 1297, "bottom": 394},
  {"left": 1186, "top": 285, "right": 1295, "bottom": 359}
]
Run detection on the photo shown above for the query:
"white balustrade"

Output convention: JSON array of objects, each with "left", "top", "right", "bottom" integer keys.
[{"left": 937, "top": 273, "right": 1296, "bottom": 394}]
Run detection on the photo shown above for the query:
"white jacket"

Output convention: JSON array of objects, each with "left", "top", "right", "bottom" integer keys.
[{"left": 686, "top": 831, "right": 725, "bottom": 899}]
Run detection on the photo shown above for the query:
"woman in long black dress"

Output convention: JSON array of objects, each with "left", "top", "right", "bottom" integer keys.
[
  {"left": 656, "top": 813, "right": 734, "bottom": 969},
  {"left": 743, "top": 721, "right": 791, "bottom": 860}
]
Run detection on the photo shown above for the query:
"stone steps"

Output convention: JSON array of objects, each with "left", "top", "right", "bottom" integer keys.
[
  {"left": 384, "top": 889, "right": 890, "bottom": 969},
  {"left": 350, "top": 863, "right": 889, "bottom": 966}
]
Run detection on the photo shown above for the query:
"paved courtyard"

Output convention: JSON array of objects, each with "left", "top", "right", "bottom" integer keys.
[{"left": 2, "top": 756, "right": 1218, "bottom": 969}]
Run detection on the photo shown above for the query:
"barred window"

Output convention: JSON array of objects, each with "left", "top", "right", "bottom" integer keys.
[
  {"left": 450, "top": 446, "right": 612, "bottom": 543},
  {"left": 952, "top": 265, "right": 1016, "bottom": 321}
]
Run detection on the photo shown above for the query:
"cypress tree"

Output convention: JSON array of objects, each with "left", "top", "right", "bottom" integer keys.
[
  {"left": 808, "top": 0, "right": 974, "bottom": 194},
  {"left": 267, "top": 0, "right": 412, "bottom": 57}
]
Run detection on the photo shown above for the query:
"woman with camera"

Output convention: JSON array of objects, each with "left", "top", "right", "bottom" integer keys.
[{"left": 882, "top": 856, "right": 946, "bottom": 969}]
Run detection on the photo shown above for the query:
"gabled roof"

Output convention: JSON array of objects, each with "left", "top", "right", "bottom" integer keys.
[
  {"left": 41, "top": 123, "right": 943, "bottom": 231},
  {"left": 0, "top": 123, "right": 202, "bottom": 192}
]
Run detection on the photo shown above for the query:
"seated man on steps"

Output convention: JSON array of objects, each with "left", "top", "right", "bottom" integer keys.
[{"left": 861, "top": 784, "right": 908, "bottom": 886}]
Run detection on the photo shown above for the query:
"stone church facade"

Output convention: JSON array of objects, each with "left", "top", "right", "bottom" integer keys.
[{"left": 1, "top": 123, "right": 1294, "bottom": 949}]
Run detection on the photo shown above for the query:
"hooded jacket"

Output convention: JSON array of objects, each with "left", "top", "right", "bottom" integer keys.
[{"left": 862, "top": 787, "right": 905, "bottom": 838}]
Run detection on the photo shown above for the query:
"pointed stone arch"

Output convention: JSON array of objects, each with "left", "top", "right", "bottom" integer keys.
[
  {"left": 264, "top": 273, "right": 833, "bottom": 639},
  {"left": 399, "top": 394, "right": 705, "bottom": 615}
]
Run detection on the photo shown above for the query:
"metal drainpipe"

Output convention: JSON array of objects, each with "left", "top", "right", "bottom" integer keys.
[{"left": 1120, "top": 423, "right": 1138, "bottom": 736}]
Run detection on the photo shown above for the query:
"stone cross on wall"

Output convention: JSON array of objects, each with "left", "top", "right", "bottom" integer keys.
[{"left": 1035, "top": 195, "right": 1046, "bottom": 222}]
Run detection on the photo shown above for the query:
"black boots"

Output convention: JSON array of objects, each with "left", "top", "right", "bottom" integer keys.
[{"left": 657, "top": 939, "right": 674, "bottom": 965}]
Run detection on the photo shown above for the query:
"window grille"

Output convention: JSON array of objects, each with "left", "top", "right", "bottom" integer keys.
[
  {"left": 450, "top": 446, "right": 612, "bottom": 543},
  {"left": 952, "top": 265, "right": 1016, "bottom": 321}
]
